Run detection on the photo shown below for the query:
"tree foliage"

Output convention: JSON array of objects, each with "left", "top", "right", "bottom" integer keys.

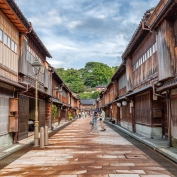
[
  {"left": 56, "top": 62, "right": 118, "bottom": 98},
  {"left": 83, "top": 62, "right": 114, "bottom": 87},
  {"left": 77, "top": 90, "right": 100, "bottom": 99}
]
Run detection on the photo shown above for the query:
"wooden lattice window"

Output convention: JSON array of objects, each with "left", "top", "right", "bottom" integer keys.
[
  {"left": 0, "top": 97, "right": 9, "bottom": 135},
  {"left": 0, "top": 29, "right": 2, "bottom": 42},
  {"left": 175, "top": 35, "right": 177, "bottom": 47}
]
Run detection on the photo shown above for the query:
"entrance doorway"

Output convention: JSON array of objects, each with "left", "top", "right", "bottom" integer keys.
[
  {"left": 18, "top": 95, "right": 29, "bottom": 140},
  {"left": 162, "top": 100, "right": 168, "bottom": 137}
]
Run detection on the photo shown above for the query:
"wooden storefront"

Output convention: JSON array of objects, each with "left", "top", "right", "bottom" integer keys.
[
  {"left": 18, "top": 95, "right": 29, "bottom": 140},
  {"left": 39, "top": 100, "right": 46, "bottom": 129}
]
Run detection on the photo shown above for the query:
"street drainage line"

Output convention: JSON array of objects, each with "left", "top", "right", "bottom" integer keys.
[{"left": 3, "top": 145, "right": 21, "bottom": 152}]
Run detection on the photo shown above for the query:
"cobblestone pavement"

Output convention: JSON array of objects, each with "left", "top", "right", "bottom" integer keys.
[{"left": 0, "top": 117, "right": 175, "bottom": 177}]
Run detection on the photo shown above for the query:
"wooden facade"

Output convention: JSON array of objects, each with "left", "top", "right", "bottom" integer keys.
[
  {"left": 0, "top": 0, "right": 80, "bottom": 148},
  {"left": 98, "top": 0, "right": 177, "bottom": 148}
]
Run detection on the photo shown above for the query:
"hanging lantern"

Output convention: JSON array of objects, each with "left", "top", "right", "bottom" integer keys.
[
  {"left": 117, "top": 102, "right": 121, "bottom": 107},
  {"left": 122, "top": 101, "right": 127, "bottom": 106}
]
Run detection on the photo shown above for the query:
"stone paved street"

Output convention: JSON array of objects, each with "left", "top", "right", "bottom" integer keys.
[{"left": 0, "top": 117, "right": 175, "bottom": 177}]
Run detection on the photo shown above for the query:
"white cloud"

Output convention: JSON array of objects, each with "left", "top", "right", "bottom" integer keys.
[
  {"left": 28, "top": 9, "right": 65, "bottom": 28},
  {"left": 15, "top": 0, "right": 160, "bottom": 69},
  {"left": 67, "top": 21, "right": 83, "bottom": 30},
  {"left": 48, "top": 43, "right": 79, "bottom": 51}
]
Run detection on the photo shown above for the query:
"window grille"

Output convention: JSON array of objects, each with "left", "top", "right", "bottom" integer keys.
[
  {"left": 175, "top": 35, "right": 177, "bottom": 47},
  {"left": 0, "top": 30, "right": 2, "bottom": 42},
  {"left": 7, "top": 36, "right": 10, "bottom": 48},
  {"left": 4, "top": 33, "right": 7, "bottom": 45}
]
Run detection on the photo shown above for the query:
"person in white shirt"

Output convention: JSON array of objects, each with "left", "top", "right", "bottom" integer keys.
[
  {"left": 100, "top": 109, "right": 106, "bottom": 131},
  {"left": 81, "top": 111, "right": 85, "bottom": 119}
]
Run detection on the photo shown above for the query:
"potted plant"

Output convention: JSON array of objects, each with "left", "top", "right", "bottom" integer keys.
[
  {"left": 52, "top": 105, "right": 57, "bottom": 130},
  {"left": 68, "top": 112, "right": 71, "bottom": 121}
]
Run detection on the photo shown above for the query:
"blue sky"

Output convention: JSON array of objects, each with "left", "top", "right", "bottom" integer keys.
[{"left": 15, "top": 0, "right": 159, "bottom": 69}]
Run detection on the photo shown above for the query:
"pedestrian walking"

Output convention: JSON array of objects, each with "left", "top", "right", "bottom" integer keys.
[
  {"left": 85, "top": 111, "right": 87, "bottom": 118},
  {"left": 81, "top": 111, "right": 85, "bottom": 119},
  {"left": 100, "top": 109, "right": 106, "bottom": 131},
  {"left": 89, "top": 112, "right": 99, "bottom": 134}
]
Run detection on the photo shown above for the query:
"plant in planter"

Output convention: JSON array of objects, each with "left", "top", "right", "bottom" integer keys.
[
  {"left": 68, "top": 112, "right": 72, "bottom": 121},
  {"left": 52, "top": 105, "right": 57, "bottom": 130}
]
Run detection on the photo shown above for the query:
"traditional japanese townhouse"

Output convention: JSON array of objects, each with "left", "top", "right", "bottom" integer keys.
[
  {"left": 51, "top": 71, "right": 63, "bottom": 125},
  {"left": 0, "top": 0, "right": 27, "bottom": 147},
  {"left": 0, "top": 0, "right": 54, "bottom": 143},
  {"left": 122, "top": 8, "right": 161, "bottom": 138},
  {"left": 61, "top": 85, "right": 72, "bottom": 120},
  {"left": 146, "top": 0, "right": 177, "bottom": 147},
  {"left": 96, "top": 90, "right": 104, "bottom": 112},
  {"left": 18, "top": 33, "right": 52, "bottom": 140},
  {"left": 70, "top": 94, "right": 79, "bottom": 118},
  {"left": 61, "top": 86, "right": 80, "bottom": 121},
  {"left": 99, "top": 8, "right": 162, "bottom": 138},
  {"left": 51, "top": 71, "right": 79, "bottom": 123},
  {"left": 99, "top": 82, "right": 115, "bottom": 122},
  {"left": 80, "top": 99, "right": 95, "bottom": 113},
  {"left": 100, "top": 88, "right": 110, "bottom": 118},
  {"left": 111, "top": 63, "right": 133, "bottom": 129}
]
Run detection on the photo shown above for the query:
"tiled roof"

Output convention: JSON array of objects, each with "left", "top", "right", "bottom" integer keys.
[
  {"left": 80, "top": 99, "right": 95, "bottom": 105},
  {"left": 95, "top": 85, "right": 106, "bottom": 88}
]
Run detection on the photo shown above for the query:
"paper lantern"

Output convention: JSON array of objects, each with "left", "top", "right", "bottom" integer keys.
[
  {"left": 117, "top": 102, "right": 121, "bottom": 107},
  {"left": 122, "top": 101, "right": 127, "bottom": 106}
]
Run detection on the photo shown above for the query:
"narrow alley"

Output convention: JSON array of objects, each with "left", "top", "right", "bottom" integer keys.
[{"left": 0, "top": 117, "right": 177, "bottom": 177}]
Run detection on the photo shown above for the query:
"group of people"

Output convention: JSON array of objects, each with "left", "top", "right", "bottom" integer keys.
[
  {"left": 90, "top": 109, "right": 106, "bottom": 134},
  {"left": 78, "top": 111, "right": 89, "bottom": 118}
]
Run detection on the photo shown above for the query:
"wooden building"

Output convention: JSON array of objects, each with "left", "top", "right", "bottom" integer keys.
[
  {"left": 51, "top": 71, "right": 80, "bottom": 125},
  {"left": 0, "top": 0, "right": 80, "bottom": 148},
  {"left": 0, "top": 0, "right": 29, "bottom": 147},
  {"left": 146, "top": 0, "right": 177, "bottom": 147},
  {"left": 98, "top": 0, "right": 177, "bottom": 148},
  {"left": 122, "top": 7, "right": 161, "bottom": 138},
  {"left": 80, "top": 99, "right": 95, "bottom": 113}
]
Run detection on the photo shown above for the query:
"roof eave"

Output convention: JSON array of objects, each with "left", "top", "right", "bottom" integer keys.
[{"left": 146, "top": 0, "right": 176, "bottom": 30}]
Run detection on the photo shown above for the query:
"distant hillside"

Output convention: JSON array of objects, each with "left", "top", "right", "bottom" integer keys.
[{"left": 56, "top": 62, "right": 118, "bottom": 98}]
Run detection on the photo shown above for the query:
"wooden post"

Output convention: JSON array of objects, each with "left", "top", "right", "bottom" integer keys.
[
  {"left": 157, "top": 20, "right": 175, "bottom": 81},
  {"left": 167, "top": 91, "right": 172, "bottom": 147},
  {"left": 126, "top": 57, "right": 133, "bottom": 92}
]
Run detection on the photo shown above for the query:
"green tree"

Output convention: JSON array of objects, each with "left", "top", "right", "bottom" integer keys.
[
  {"left": 52, "top": 105, "right": 57, "bottom": 119},
  {"left": 68, "top": 81, "right": 85, "bottom": 93},
  {"left": 84, "top": 62, "right": 114, "bottom": 87},
  {"left": 91, "top": 91, "right": 100, "bottom": 99},
  {"left": 55, "top": 62, "right": 119, "bottom": 98},
  {"left": 78, "top": 92, "right": 91, "bottom": 99}
]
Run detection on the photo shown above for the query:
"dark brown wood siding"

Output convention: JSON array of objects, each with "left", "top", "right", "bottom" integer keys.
[
  {"left": 174, "top": 18, "right": 177, "bottom": 74},
  {"left": 0, "top": 97, "right": 9, "bottom": 135},
  {"left": 110, "top": 85, "right": 114, "bottom": 102},
  {"left": 119, "top": 87, "right": 126, "bottom": 97},
  {"left": 18, "top": 35, "right": 27, "bottom": 75},
  {"left": 126, "top": 57, "right": 133, "bottom": 92},
  {"left": 39, "top": 100, "right": 45, "bottom": 129},
  {"left": 44, "top": 68, "right": 49, "bottom": 88},
  {"left": 171, "top": 95, "right": 177, "bottom": 138},
  {"left": 113, "top": 80, "right": 118, "bottom": 99},
  {"left": 135, "top": 92, "right": 151, "bottom": 125},
  {"left": 132, "top": 32, "right": 157, "bottom": 87},
  {"left": 18, "top": 95, "right": 29, "bottom": 140},
  {"left": 120, "top": 103, "right": 132, "bottom": 123},
  {"left": 157, "top": 20, "right": 175, "bottom": 81},
  {"left": 118, "top": 74, "right": 126, "bottom": 96}
]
